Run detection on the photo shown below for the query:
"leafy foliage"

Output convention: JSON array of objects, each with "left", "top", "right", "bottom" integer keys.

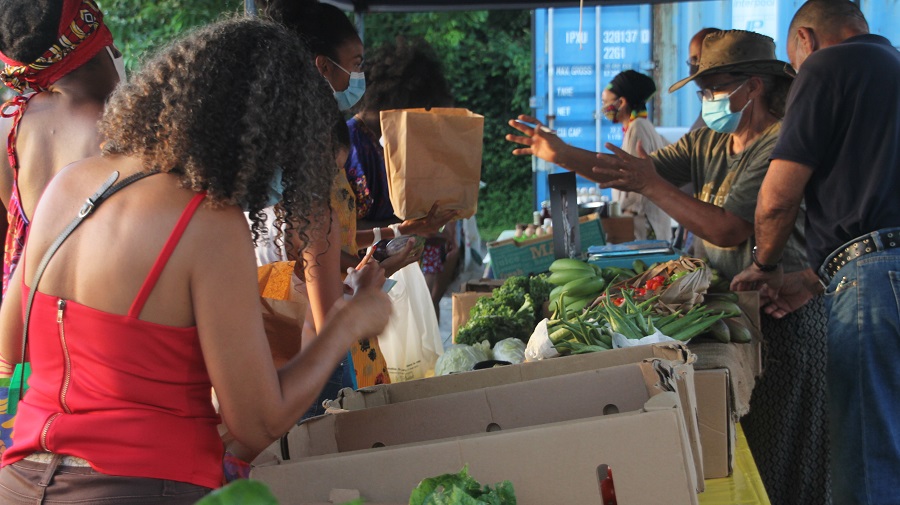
[
  {"left": 409, "top": 466, "right": 517, "bottom": 505},
  {"left": 456, "top": 274, "right": 551, "bottom": 347},
  {"left": 363, "top": 11, "right": 534, "bottom": 240},
  {"left": 102, "top": 0, "right": 241, "bottom": 71}
]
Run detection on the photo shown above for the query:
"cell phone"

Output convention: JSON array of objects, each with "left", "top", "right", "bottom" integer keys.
[
  {"left": 382, "top": 279, "right": 398, "bottom": 293},
  {"left": 372, "top": 235, "right": 426, "bottom": 262},
  {"left": 514, "top": 119, "right": 555, "bottom": 134}
]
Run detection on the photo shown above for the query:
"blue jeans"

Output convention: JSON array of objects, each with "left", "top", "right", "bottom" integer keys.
[
  {"left": 823, "top": 242, "right": 900, "bottom": 505},
  {"left": 300, "top": 353, "right": 355, "bottom": 421}
]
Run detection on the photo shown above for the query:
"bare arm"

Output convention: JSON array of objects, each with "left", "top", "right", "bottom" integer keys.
[
  {"left": 0, "top": 264, "right": 25, "bottom": 375},
  {"left": 302, "top": 209, "right": 346, "bottom": 334},
  {"left": 193, "top": 208, "right": 391, "bottom": 453},
  {"left": 731, "top": 160, "right": 813, "bottom": 300},
  {"left": 750, "top": 160, "right": 811, "bottom": 265},
  {"left": 593, "top": 143, "right": 753, "bottom": 246}
]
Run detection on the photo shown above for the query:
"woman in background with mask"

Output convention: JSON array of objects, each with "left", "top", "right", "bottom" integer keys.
[
  {"left": 0, "top": 0, "right": 124, "bottom": 301},
  {"left": 507, "top": 30, "right": 832, "bottom": 504},
  {"left": 600, "top": 70, "right": 672, "bottom": 242},
  {"left": 260, "top": 1, "right": 453, "bottom": 403}
]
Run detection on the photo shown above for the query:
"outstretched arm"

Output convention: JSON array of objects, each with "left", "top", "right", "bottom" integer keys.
[
  {"left": 593, "top": 143, "right": 753, "bottom": 247},
  {"left": 505, "top": 114, "right": 613, "bottom": 183}
]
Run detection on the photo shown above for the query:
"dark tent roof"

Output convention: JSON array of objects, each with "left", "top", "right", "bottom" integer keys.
[{"left": 322, "top": 0, "right": 664, "bottom": 13}]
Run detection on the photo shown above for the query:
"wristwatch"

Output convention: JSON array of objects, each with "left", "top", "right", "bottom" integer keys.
[{"left": 751, "top": 246, "right": 780, "bottom": 272}]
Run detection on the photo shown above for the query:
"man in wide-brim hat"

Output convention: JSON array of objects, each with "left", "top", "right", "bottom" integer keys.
[
  {"left": 669, "top": 29, "right": 795, "bottom": 92},
  {"left": 504, "top": 28, "right": 831, "bottom": 505}
]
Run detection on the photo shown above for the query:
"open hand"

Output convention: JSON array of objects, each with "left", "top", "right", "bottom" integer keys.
[
  {"left": 591, "top": 142, "right": 661, "bottom": 192},
  {"left": 401, "top": 203, "right": 459, "bottom": 236},
  {"left": 344, "top": 249, "right": 385, "bottom": 294},
  {"left": 504, "top": 114, "right": 568, "bottom": 163},
  {"left": 756, "top": 268, "right": 822, "bottom": 319}
]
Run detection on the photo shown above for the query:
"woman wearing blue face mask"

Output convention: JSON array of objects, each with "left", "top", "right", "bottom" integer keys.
[
  {"left": 252, "top": 2, "right": 452, "bottom": 416},
  {"left": 268, "top": 0, "right": 365, "bottom": 112},
  {"left": 507, "top": 29, "right": 832, "bottom": 505}
]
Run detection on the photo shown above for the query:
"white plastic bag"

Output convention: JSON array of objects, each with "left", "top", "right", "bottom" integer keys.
[
  {"left": 524, "top": 319, "right": 560, "bottom": 361},
  {"left": 377, "top": 263, "right": 444, "bottom": 382},
  {"left": 611, "top": 328, "right": 679, "bottom": 349}
]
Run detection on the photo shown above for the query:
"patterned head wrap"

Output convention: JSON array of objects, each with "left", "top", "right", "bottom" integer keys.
[{"left": 0, "top": 0, "right": 114, "bottom": 93}]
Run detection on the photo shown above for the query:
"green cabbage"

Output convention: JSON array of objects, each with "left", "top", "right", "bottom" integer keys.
[
  {"left": 434, "top": 342, "right": 492, "bottom": 376},
  {"left": 491, "top": 338, "right": 525, "bottom": 364}
]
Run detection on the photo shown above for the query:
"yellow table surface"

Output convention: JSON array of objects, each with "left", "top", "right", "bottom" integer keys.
[{"left": 699, "top": 423, "right": 771, "bottom": 505}]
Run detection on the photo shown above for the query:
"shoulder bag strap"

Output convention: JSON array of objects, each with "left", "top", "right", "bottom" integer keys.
[{"left": 15, "top": 170, "right": 160, "bottom": 397}]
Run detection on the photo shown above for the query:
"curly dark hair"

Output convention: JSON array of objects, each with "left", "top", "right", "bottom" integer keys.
[
  {"left": 263, "top": 0, "right": 359, "bottom": 61},
  {"left": 98, "top": 15, "right": 340, "bottom": 251},
  {"left": 360, "top": 37, "right": 454, "bottom": 112},
  {"left": 0, "top": 0, "right": 63, "bottom": 62}
]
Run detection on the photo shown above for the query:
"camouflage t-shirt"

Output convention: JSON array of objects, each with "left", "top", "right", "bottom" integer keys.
[{"left": 651, "top": 122, "right": 808, "bottom": 280}]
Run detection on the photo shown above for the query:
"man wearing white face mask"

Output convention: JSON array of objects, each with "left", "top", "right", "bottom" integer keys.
[
  {"left": 507, "top": 30, "right": 833, "bottom": 504},
  {"left": 0, "top": 0, "right": 123, "bottom": 302}
]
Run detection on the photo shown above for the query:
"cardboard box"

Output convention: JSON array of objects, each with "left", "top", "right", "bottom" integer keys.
[
  {"left": 252, "top": 362, "right": 700, "bottom": 504},
  {"left": 693, "top": 368, "right": 734, "bottom": 478},
  {"left": 460, "top": 278, "right": 505, "bottom": 293},
  {"left": 487, "top": 214, "right": 605, "bottom": 279},
  {"left": 451, "top": 291, "right": 491, "bottom": 338},
  {"left": 325, "top": 344, "right": 705, "bottom": 487},
  {"left": 686, "top": 292, "right": 760, "bottom": 479},
  {"left": 601, "top": 216, "right": 635, "bottom": 244}
]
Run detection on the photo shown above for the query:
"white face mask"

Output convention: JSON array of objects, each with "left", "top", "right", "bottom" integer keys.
[{"left": 106, "top": 46, "right": 126, "bottom": 84}]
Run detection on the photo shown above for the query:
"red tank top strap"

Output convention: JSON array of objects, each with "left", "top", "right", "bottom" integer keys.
[
  {"left": 128, "top": 192, "right": 207, "bottom": 319},
  {"left": 2, "top": 93, "right": 37, "bottom": 183}
]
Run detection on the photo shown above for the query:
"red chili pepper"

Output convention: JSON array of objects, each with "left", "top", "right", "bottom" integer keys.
[
  {"left": 633, "top": 287, "right": 647, "bottom": 296},
  {"left": 613, "top": 297, "right": 625, "bottom": 306}
]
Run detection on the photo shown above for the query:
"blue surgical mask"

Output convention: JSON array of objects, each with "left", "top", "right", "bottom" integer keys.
[
  {"left": 241, "top": 166, "right": 284, "bottom": 211},
  {"left": 328, "top": 58, "right": 365, "bottom": 111},
  {"left": 701, "top": 81, "right": 750, "bottom": 134}
]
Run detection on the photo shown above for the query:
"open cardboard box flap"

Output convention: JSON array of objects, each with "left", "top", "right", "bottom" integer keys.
[
  {"left": 327, "top": 342, "right": 693, "bottom": 410},
  {"left": 321, "top": 343, "right": 704, "bottom": 485},
  {"left": 253, "top": 390, "right": 698, "bottom": 505}
]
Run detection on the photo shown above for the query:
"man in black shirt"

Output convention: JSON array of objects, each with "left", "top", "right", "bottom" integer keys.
[{"left": 732, "top": 1, "right": 900, "bottom": 503}]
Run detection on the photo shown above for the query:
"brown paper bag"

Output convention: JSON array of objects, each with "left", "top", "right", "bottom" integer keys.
[
  {"left": 257, "top": 262, "right": 307, "bottom": 368},
  {"left": 380, "top": 107, "right": 484, "bottom": 220},
  {"left": 451, "top": 291, "right": 493, "bottom": 340}
]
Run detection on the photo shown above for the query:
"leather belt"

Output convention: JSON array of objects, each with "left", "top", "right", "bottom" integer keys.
[{"left": 819, "top": 228, "right": 900, "bottom": 284}]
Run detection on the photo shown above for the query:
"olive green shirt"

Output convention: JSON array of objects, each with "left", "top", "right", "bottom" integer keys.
[{"left": 651, "top": 123, "right": 809, "bottom": 280}]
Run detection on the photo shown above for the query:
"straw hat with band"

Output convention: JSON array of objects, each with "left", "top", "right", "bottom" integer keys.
[{"left": 668, "top": 29, "right": 795, "bottom": 93}]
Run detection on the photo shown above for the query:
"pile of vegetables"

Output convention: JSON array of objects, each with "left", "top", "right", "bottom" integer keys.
[
  {"left": 409, "top": 466, "right": 517, "bottom": 505},
  {"left": 434, "top": 338, "right": 527, "bottom": 376},
  {"left": 544, "top": 258, "right": 638, "bottom": 317},
  {"left": 455, "top": 275, "right": 552, "bottom": 347},
  {"left": 543, "top": 257, "right": 755, "bottom": 355}
]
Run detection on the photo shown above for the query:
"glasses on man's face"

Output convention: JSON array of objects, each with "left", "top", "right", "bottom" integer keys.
[{"left": 696, "top": 78, "right": 748, "bottom": 102}]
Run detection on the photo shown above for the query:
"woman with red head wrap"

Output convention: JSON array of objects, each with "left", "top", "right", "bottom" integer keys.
[{"left": 0, "top": 0, "right": 123, "bottom": 301}]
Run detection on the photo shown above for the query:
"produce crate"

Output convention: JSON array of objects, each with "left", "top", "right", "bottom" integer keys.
[
  {"left": 487, "top": 214, "right": 605, "bottom": 279},
  {"left": 325, "top": 343, "right": 704, "bottom": 487},
  {"left": 252, "top": 361, "right": 700, "bottom": 504}
]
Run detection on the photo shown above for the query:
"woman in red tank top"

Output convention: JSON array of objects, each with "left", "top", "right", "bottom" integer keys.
[{"left": 0, "top": 16, "right": 393, "bottom": 504}]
